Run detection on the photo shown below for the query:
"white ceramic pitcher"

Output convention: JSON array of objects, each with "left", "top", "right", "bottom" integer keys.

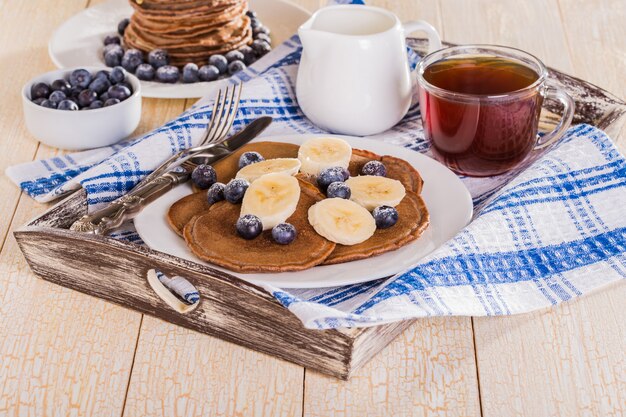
[{"left": 296, "top": 5, "right": 442, "bottom": 136}]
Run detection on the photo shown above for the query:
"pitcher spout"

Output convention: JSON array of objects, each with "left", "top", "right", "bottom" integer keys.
[{"left": 298, "top": 25, "right": 326, "bottom": 60}]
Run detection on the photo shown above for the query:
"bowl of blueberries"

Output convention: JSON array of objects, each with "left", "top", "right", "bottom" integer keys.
[{"left": 22, "top": 66, "right": 141, "bottom": 150}]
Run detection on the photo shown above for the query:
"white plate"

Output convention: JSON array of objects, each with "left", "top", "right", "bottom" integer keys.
[
  {"left": 48, "top": 0, "right": 311, "bottom": 99},
  {"left": 134, "top": 135, "right": 473, "bottom": 288}
]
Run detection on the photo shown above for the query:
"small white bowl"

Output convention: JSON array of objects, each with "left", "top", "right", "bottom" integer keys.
[{"left": 22, "top": 66, "right": 141, "bottom": 150}]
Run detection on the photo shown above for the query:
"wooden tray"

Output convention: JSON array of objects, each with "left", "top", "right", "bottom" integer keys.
[{"left": 14, "top": 40, "right": 626, "bottom": 380}]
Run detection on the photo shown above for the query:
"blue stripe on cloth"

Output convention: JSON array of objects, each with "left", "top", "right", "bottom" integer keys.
[
  {"left": 354, "top": 227, "right": 626, "bottom": 314},
  {"left": 20, "top": 168, "right": 86, "bottom": 197}
]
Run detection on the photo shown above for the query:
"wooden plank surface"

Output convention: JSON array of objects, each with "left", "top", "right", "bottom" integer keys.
[
  {"left": 122, "top": 316, "right": 304, "bottom": 417},
  {"left": 0, "top": 0, "right": 624, "bottom": 416}
]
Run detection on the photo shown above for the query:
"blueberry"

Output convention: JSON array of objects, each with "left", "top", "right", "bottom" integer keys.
[
  {"left": 155, "top": 65, "right": 180, "bottom": 83},
  {"left": 115, "top": 81, "right": 133, "bottom": 91},
  {"left": 372, "top": 205, "right": 398, "bottom": 229},
  {"left": 88, "top": 76, "right": 111, "bottom": 94},
  {"left": 246, "top": 10, "right": 257, "bottom": 18},
  {"left": 103, "top": 43, "right": 123, "bottom": 58},
  {"left": 147, "top": 49, "right": 169, "bottom": 68},
  {"left": 68, "top": 86, "right": 82, "bottom": 99},
  {"left": 225, "top": 50, "right": 245, "bottom": 63},
  {"left": 191, "top": 164, "right": 217, "bottom": 189},
  {"left": 103, "top": 98, "right": 120, "bottom": 107},
  {"left": 253, "top": 26, "right": 270, "bottom": 37},
  {"left": 182, "top": 63, "right": 199, "bottom": 83},
  {"left": 104, "top": 35, "right": 121, "bottom": 45},
  {"left": 118, "top": 18, "right": 130, "bottom": 36},
  {"left": 317, "top": 166, "right": 350, "bottom": 192},
  {"left": 57, "top": 99, "right": 79, "bottom": 111},
  {"left": 94, "top": 70, "right": 110, "bottom": 80},
  {"left": 238, "top": 151, "right": 264, "bottom": 169},
  {"left": 51, "top": 79, "right": 71, "bottom": 95},
  {"left": 99, "top": 92, "right": 110, "bottom": 102},
  {"left": 89, "top": 100, "right": 104, "bottom": 109},
  {"left": 77, "top": 89, "right": 98, "bottom": 107},
  {"left": 69, "top": 69, "right": 92, "bottom": 88},
  {"left": 135, "top": 63, "right": 155, "bottom": 81},
  {"left": 121, "top": 49, "right": 143, "bottom": 73},
  {"left": 252, "top": 40, "right": 272, "bottom": 56},
  {"left": 40, "top": 99, "right": 57, "bottom": 109},
  {"left": 109, "top": 66, "right": 125, "bottom": 84},
  {"left": 208, "top": 54, "right": 228, "bottom": 74},
  {"left": 48, "top": 90, "right": 66, "bottom": 105},
  {"left": 107, "top": 84, "right": 132, "bottom": 100},
  {"left": 238, "top": 46, "right": 256, "bottom": 65},
  {"left": 104, "top": 50, "right": 122, "bottom": 67},
  {"left": 224, "top": 178, "right": 249, "bottom": 203},
  {"left": 326, "top": 182, "right": 351, "bottom": 199},
  {"left": 32, "top": 97, "right": 46, "bottom": 105},
  {"left": 198, "top": 65, "right": 219, "bottom": 82},
  {"left": 228, "top": 60, "right": 246, "bottom": 75},
  {"left": 236, "top": 214, "right": 263, "bottom": 240},
  {"left": 361, "top": 160, "right": 387, "bottom": 177},
  {"left": 30, "top": 82, "right": 51, "bottom": 100},
  {"left": 250, "top": 17, "right": 262, "bottom": 29},
  {"left": 255, "top": 33, "right": 271, "bottom": 44},
  {"left": 272, "top": 223, "right": 297, "bottom": 245},
  {"left": 206, "top": 182, "right": 225, "bottom": 204}
]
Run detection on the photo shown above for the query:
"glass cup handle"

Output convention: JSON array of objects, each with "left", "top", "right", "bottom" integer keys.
[
  {"left": 403, "top": 20, "right": 442, "bottom": 53},
  {"left": 535, "top": 84, "right": 575, "bottom": 149}
]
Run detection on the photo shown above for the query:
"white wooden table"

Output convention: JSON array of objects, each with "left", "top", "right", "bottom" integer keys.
[{"left": 1, "top": 0, "right": 624, "bottom": 415}]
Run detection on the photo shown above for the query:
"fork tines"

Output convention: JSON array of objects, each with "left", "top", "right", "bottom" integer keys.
[{"left": 201, "top": 83, "right": 243, "bottom": 146}]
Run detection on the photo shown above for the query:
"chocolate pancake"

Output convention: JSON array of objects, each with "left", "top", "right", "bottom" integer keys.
[
  {"left": 184, "top": 179, "right": 336, "bottom": 272},
  {"left": 167, "top": 190, "right": 209, "bottom": 237},
  {"left": 322, "top": 191, "right": 430, "bottom": 265},
  {"left": 124, "top": 0, "right": 252, "bottom": 66}
]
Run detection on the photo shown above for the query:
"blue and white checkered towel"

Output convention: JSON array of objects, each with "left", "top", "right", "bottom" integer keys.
[{"left": 7, "top": 6, "right": 626, "bottom": 328}]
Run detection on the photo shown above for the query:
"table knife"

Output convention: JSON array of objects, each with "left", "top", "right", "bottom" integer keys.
[{"left": 70, "top": 117, "right": 272, "bottom": 235}]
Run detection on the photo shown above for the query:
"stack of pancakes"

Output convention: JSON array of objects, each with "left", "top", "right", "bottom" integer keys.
[
  {"left": 167, "top": 142, "right": 430, "bottom": 273},
  {"left": 123, "top": 0, "right": 253, "bottom": 66}
]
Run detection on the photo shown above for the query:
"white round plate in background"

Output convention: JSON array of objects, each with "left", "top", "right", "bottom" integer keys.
[
  {"left": 134, "top": 135, "right": 473, "bottom": 289},
  {"left": 48, "top": 0, "right": 311, "bottom": 99}
]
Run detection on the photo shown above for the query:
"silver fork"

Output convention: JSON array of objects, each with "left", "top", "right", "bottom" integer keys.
[{"left": 135, "top": 83, "right": 243, "bottom": 190}]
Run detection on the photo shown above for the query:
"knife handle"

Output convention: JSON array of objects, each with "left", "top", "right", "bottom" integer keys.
[{"left": 70, "top": 168, "right": 190, "bottom": 235}]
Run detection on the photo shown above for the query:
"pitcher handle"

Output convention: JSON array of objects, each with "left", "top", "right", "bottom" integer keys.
[
  {"left": 535, "top": 83, "right": 575, "bottom": 149},
  {"left": 403, "top": 20, "right": 442, "bottom": 53}
]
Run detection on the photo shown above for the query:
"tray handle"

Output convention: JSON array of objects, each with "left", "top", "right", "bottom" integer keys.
[{"left": 146, "top": 269, "right": 200, "bottom": 314}]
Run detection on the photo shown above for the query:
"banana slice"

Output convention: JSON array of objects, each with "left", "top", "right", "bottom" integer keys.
[
  {"left": 308, "top": 198, "right": 376, "bottom": 245},
  {"left": 298, "top": 137, "right": 352, "bottom": 176},
  {"left": 240, "top": 172, "right": 301, "bottom": 230},
  {"left": 236, "top": 158, "right": 301, "bottom": 183},
  {"left": 345, "top": 175, "right": 406, "bottom": 211}
]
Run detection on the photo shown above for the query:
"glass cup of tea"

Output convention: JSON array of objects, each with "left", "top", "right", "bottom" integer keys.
[{"left": 416, "top": 45, "right": 575, "bottom": 177}]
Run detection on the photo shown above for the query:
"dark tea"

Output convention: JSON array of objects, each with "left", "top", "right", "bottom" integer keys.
[{"left": 419, "top": 56, "right": 544, "bottom": 176}]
